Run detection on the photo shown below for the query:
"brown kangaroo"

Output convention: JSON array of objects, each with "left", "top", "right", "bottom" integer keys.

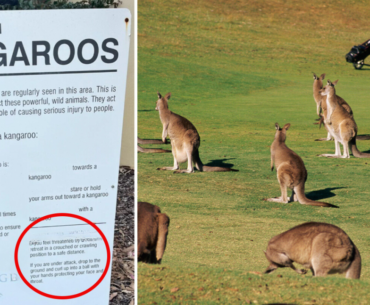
[
  {"left": 155, "top": 92, "right": 238, "bottom": 173},
  {"left": 312, "top": 73, "right": 352, "bottom": 141},
  {"left": 264, "top": 222, "right": 361, "bottom": 279},
  {"left": 319, "top": 80, "right": 370, "bottom": 158},
  {"left": 137, "top": 137, "right": 171, "bottom": 153},
  {"left": 267, "top": 123, "right": 337, "bottom": 208},
  {"left": 138, "top": 202, "right": 170, "bottom": 264}
]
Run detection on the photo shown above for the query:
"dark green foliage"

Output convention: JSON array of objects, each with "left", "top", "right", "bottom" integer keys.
[{"left": 0, "top": 0, "right": 113, "bottom": 10}]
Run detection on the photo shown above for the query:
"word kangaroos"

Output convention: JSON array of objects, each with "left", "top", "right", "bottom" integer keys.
[
  {"left": 267, "top": 123, "right": 337, "bottom": 208},
  {"left": 155, "top": 92, "right": 238, "bottom": 173},
  {"left": 264, "top": 222, "right": 361, "bottom": 279},
  {"left": 312, "top": 72, "right": 352, "bottom": 141},
  {"left": 319, "top": 80, "right": 370, "bottom": 158},
  {"left": 138, "top": 202, "right": 170, "bottom": 264}
]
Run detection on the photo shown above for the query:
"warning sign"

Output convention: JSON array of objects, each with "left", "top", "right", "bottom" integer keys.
[{"left": 0, "top": 8, "right": 131, "bottom": 304}]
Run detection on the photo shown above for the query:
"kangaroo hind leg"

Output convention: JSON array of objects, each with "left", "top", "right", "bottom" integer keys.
[
  {"left": 157, "top": 146, "right": 179, "bottom": 171},
  {"left": 174, "top": 145, "right": 194, "bottom": 174},
  {"left": 267, "top": 168, "right": 290, "bottom": 203},
  {"left": 265, "top": 250, "right": 306, "bottom": 274},
  {"left": 311, "top": 233, "right": 336, "bottom": 277},
  {"left": 266, "top": 182, "right": 288, "bottom": 203}
]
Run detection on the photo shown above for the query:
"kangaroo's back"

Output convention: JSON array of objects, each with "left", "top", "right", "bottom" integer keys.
[{"left": 168, "top": 111, "right": 199, "bottom": 141}]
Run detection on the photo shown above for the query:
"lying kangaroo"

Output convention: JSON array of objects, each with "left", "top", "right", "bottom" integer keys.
[
  {"left": 319, "top": 80, "right": 370, "bottom": 158},
  {"left": 137, "top": 137, "right": 171, "bottom": 153},
  {"left": 267, "top": 123, "right": 337, "bottom": 208},
  {"left": 264, "top": 222, "right": 361, "bottom": 279},
  {"left": 155, "top": 92, "right": 238, "bottom": 173},
  {"left": 312, "top": 73, "right": 352, "bottom": 141},
  {"left": 138, "top": 202, "right": 170, "bottom": 264}
]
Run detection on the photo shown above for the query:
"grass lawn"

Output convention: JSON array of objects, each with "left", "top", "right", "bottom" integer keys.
[{"left": 138, "top": 0, "right": 370, "bottom": 303}]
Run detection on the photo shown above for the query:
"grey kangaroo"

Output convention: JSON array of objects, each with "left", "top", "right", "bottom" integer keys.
[{"left": 155, "top": 92, "right": 238, "bottom": 173}]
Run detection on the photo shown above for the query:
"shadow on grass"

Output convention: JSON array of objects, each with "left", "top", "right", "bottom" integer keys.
[
  {"left": 306, "top": 187, "right": 346, "bottom": 201},
  {"left": 204, "top": 158, "right": 236, "bottom": 169},
  {"left": 138, "top": 109, "right": 155, "bottom": 112}
]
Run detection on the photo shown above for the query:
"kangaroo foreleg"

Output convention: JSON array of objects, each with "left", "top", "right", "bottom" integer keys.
[{"left": 162, "top": 123, "right": 169, "bottom": 143}]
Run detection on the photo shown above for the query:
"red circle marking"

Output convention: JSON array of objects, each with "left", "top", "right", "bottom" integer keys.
[{"left": 14, "top": 213, "right": 111, "bottom": 299}]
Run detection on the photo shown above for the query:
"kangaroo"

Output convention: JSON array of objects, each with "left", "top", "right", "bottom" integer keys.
[
  {"left": 267, "top": 123, "right": 337, "bottom": 208},
  {"left": 264, "top": 222, "right": 361, "bottom": 279},
  {"left": 137, "top": 137, "right": 171, "bottom": 153},
  {"left": 312, "top": 73, "right": 352, "bottom": 141},
  {"left": 138, "top": 202, "right": 170, "bottom": 264},
  {"left": 155, "top": 92, "right": 238, "bottom": 173},
  {"left": 319, "top": 80, "right": 370, "bottom": 158}
]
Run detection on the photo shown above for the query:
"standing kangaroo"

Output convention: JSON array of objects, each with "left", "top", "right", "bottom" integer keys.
[
  {"left": 264, "top": 222, "right": 361, "bottom": 279},
  {"left": 267, "top": 123, "right": 337, "bottom": 208},
  {"left": 319, "top": 80, "right": 370, "bottom": 158},
  {"left": 155, "top": 92, "right": 238, "bottom": 173},
  {"left": 312, "top": 73, "right": 352, "bottom": 141},
  {"left": 138, "top": 202, "right": 170, "bottom": 264}
]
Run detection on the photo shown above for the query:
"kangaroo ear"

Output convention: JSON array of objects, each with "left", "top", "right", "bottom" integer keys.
[
  {"left": 332, "top": 80, "right": 339, "bottom": 86},
  {"left": 312, "top": 72, "right": 317, "bottom": 80},
  {"left": 165, "top": 92, "right": 171, "bottom": 100},
  {"left": 320, "top": 73, "right": 326, "bottom": 80},
  {"left": 157, "top": 92, "right": 162, "bottom": 99},
  {"left": 283, "top": 123, "right": 291, "bottom": 131},
  {"left": 275, "top": 123, "right": 280, "bottom": 130},
  {"left": 327, "top": 80, "right": 332, "bottom": 86}
]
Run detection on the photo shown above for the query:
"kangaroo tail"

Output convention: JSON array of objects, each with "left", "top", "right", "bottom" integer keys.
[
  {"left": 138, "top": 137, "right": 167, "bottom": 145},
  {"left": 295, "top": 184, "right": 338, "bottom": 208},
  {"left": 346, "top": 243, "right": 361, "bottom": 279},
  {"left": 194, "top": 149, "right": 238, "bottom": 172},
  {"left": 155, "top": 213, "right": 170, "bottom": 264},
  {"left": 137, "top": 145, "right": 171, "bottom": 153},
  {"left": 350, "top": 138, "right": 370, "bottom": 158},
  {"left": 202, "top": 166, "right": 239, "bottom": 172},
  {"left": 356, "top": 135, "right": 370, "bottom": 141}
]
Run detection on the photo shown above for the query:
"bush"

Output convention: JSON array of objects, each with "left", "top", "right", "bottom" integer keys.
[{"left": 0, "top": 0, "right": 116, "bottom": 10}]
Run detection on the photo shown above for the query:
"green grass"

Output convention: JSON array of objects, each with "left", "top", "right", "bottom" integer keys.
[{"left": 138, "top": 0, "right": 370, "bottom": 303}]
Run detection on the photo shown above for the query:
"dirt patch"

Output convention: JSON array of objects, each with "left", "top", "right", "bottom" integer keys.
[{"left": 109, "top": 166, "right": 135, "bottom": 305}]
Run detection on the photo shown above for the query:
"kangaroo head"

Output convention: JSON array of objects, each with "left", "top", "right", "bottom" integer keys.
[
  {"left": 320, "top": 80, "right": 338, "bottom": 96},
  {"left": 275, "top": 123, "right": 290, "bottom": 142},
  {"left": 155, "top": 92, "right": 171, "bottom": 111},
  {"left": 313, "top": 72, "right": 325, "bottom": 88}
]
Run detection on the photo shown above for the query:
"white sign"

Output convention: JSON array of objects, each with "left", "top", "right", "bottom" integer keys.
[{"left": 0, "top": 9, "right": 131, "bottom": 304}]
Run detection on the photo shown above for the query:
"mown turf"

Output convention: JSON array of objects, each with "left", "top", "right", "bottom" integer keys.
[{"left": 138, "top": 0, "right": 370, "bottom": 303}]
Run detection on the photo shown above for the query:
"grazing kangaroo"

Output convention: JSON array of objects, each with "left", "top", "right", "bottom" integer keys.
[
  {"left": 264, "top": 222, "right": 361, "bottom": 279},
  {"left": 137, "top": 137, "right": 171, "bottom": 153},
  {"left": 138, "top": 202, "right": 170, "bottom": 264},
  {"left": 267, "top": 123, "right": 337, "bottom": 208},
  {"left": 319, "top": 80, "right": 370, "bottom": 158},
  {"left": 155, "top": 92, "right": 238, "bottom": 173},
  {"left": 312, "top": 73, "right": 352, "bottom": 141}
]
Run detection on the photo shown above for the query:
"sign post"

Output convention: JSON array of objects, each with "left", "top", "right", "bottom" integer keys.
[{"left": 0, "top": 9, "right": 131, "bottom": 304}]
